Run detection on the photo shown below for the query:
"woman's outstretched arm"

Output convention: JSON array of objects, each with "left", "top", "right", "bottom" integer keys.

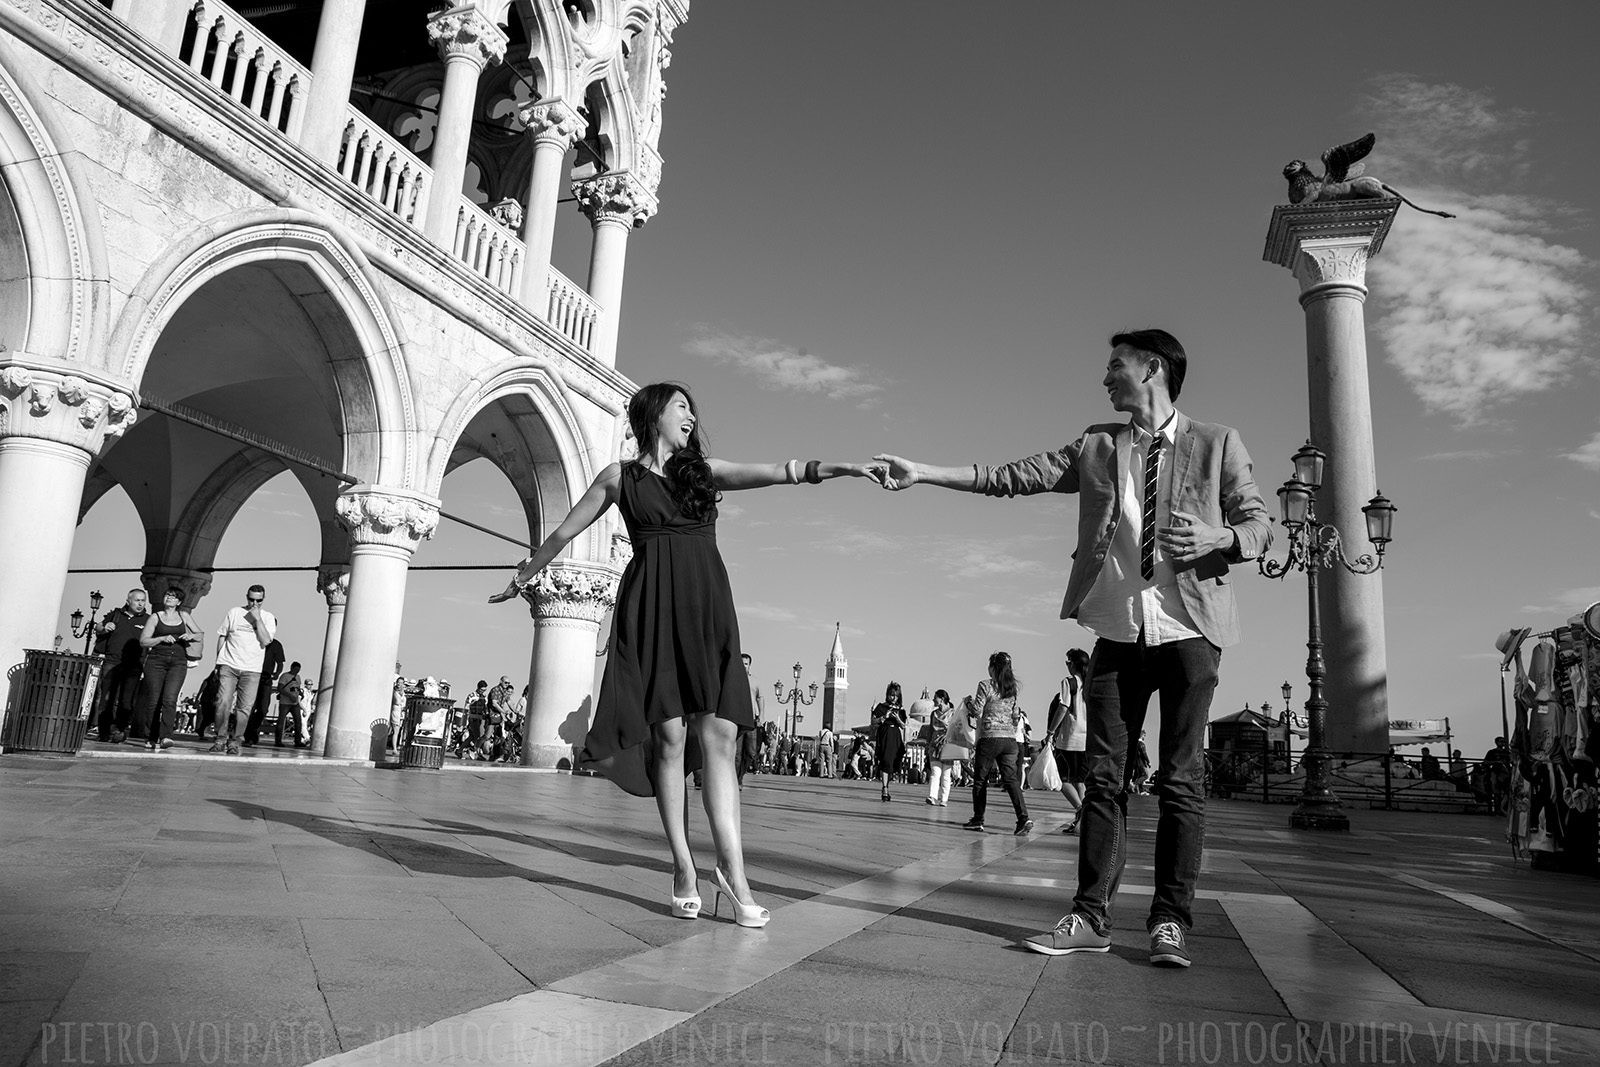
[
  {"left": 488, "top": 463, "right": 623, "bottom": 603},
  {"left": 708, "top": 458, "right": 884, "bottom": 491}
]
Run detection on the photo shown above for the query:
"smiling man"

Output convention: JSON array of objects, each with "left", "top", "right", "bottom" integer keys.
[{"left": 874, "top": 329, "right": 1271, "bottom": 968}]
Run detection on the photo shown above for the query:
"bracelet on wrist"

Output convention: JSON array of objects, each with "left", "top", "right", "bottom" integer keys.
[
  {"left": 784, "top": 459, "right": 800, "bottom": 485},
  {"left": 805, "top": 459, "right": 823, "bottom": 484}
]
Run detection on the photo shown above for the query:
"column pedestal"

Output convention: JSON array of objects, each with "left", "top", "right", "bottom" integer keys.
[
  {"left": 324, "top": 489, "right": 437, "bottom": 761},
  {"left": 0, "top": 364, "right": 136, "bottom": 716},
  {"left": 518, "top": 560, "right": 619, "bottom": 768},
  {"left": 1264, "top": 202, "right": 1400, "bottom": 756}
]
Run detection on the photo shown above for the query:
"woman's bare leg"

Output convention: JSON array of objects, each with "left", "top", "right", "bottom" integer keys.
[
  {"left": 695, "top": 713, "right": 758, "bottom": 904},
  {"left": 652, "top": 718, "right": 697, "bottom": 898}
]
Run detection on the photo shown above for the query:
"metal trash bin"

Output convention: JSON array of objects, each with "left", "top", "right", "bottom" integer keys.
[
  {"left": 399, "top": 695, "right": 454, "bottom": 770},
  {"left": 1, "top": 650, "right": 105, "bottom": 755}
]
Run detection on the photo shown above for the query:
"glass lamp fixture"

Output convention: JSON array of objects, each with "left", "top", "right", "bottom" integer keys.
[
  {"left": 1362, "top": 492, "right": 1396, "bottom": 552},
  {"left": 1291, "top": 441, "right": 1326, "bottom": 491},
  {"left": 1277, "top": 479, "right": 1310, "bottom": 527}
]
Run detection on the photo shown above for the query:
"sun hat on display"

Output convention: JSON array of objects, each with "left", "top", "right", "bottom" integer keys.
[{"left": 1494, "top": 627, "right": 1532, "bottom": 669}]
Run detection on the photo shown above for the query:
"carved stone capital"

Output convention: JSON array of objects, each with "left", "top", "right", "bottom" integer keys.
[
  {"left": 572, "top": 173, "right": 656, "bottom": 228},
  {"left": 520, "top": 559, "right": 620, "bottom": 624},
  {"left": 426, "top": 6, "right": 507, "bottom": 68},
  {"left": 317, "top": 565, "right": 352, "bottom": 609},
  {"left": 1293, "top": 238, "right": 1371, "bottom": 299},
  {"left": 0, "top": 359, "right": 138, "bottom": 454},
  {"left": 335, "top": 487, "right": 440, "bottom": 552},
  {"left": 139, "top": 566, "right": 213, "bottom": 610},
  {"left": 519, "top": 100, "right": 585, "bottom": 149}
]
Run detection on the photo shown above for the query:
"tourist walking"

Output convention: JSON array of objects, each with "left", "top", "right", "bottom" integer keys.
[
  {"left": 136, "top": 587, "right": 200, "bottom": 750},
  {"left": 816, "top": 724, "right": 836, "bottom": 778},
  {"left": 1047, "top": 648, "right": 1091, "bottom": 833},
  {"left": 738, "top": 653, "right": 762, "bottom": 783},
  {"left": 872, "top": 682, "right": 907, "bottom": 801},
  {"left": 961, "top": 652, "right": 1032, "bottom": 835},
  {"left": 93, "top": 588, "right": 149, "bottom": 743},
  {"left": 489, "top": 382, "right": 880, "bottom": 927},
  {"left": 875, "top": 328, "right": 1271, "bottom": 967},
  {"left": 274, "top": 661, "right": 307, "bottom": 747},
  {"left": 924, "top": 689, "right": 961, "bottom": 806},
  {"left": 211, "top": 585, "right": 277, "bottom": 755},
  {"left": 242, "top": 638, "right": 284, "bottom": 747}
]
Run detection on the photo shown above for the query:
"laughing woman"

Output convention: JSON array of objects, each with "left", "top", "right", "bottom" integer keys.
[{"left": 490, "top": 382, "right": 881, "bottom": 928}]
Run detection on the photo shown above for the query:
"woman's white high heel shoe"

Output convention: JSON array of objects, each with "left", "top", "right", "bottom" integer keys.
[
  {"left": 712, "top": 867, "right": 770, "bottom": 928},
  {"left": 670, "top": 878, "right": 701, "bottom": 919}
]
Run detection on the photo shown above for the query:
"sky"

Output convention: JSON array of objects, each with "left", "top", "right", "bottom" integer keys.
[{"left": 65, "top": 2, "right": 1599, "bottom": 761}]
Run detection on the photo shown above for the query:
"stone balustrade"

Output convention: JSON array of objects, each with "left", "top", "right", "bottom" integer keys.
[
  {"left": 544, "top": 266, "right": 598, "bottom": 351},
  {"left": 335, "top": 110, "right": 432, "bottom": 227},
  {"left": 451, "top": 197, "right": 523, "bottom": 296},
  {"left": 178, "top": 0, "right": 308, "bottom": 139}
]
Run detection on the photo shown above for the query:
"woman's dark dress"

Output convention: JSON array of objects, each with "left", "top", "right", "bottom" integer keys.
[
  {"left": 578, "top": 464, "right": 754, "bottom": 796},
  {"left": 874, "top": 703, "right": 906, "bottom": 778}
]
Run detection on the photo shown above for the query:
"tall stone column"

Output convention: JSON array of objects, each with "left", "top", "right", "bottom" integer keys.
[
  {"left": 308, "top": 565, "right": 349, "bottom": 755},
  {"left": 300, "top": 0, "right": 370, "bottom": 165},
  {"left": 138, "top": 566, "right": 213, "bottom": 611},
  {"left": 0, "top": 364, "right": 136, "bottom": 714},
  {"left": 573, "top": 173, "right": 656, "bottom": 368},
  {"left": 516, "top": 100, "right": 585, "bottom": 306},
  {"left": 518, "top": 560, "right": 619, "bottom": 768},
  {"left": 112, "top": 0, "right": 190, "bottom": 53},
  {"left": 1264, "top": 201, "right": 1401, "bottom": 755},
  {"left": 324, "top": 488, "right": 437, "bottom": 761},
  {"left": 421, "top": 5, "right": 507, "bottom": 244}
]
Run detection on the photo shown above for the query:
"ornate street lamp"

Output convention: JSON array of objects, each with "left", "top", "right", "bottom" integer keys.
[
  {"left": 1259, "top": 440, "right": 1397, "bottom": 831},
  {"left": 774, "top": 662, "right": 817, "bottom": 738},
  {"left": 68, "top": 589, "right": 105, "bottom": 655}
]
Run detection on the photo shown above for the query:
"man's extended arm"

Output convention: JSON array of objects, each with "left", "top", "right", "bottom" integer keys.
[{"left": 875, "top": 446, "right": 1079, "bottom": 496}]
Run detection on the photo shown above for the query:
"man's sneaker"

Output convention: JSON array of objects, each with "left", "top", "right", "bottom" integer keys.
[
  {"left": 1023, "top": 913, "right": 1111, "bottom": 956},
  {"left": 963, "top": 819, "right": 984, "bottom": 832},
  {"left": 1014, "top": 819, "right": 1035, "bottom": 836},
  {"left": 1149, "top": 921, "right": 1191, "bottom": 968},
  {"left": 225, "top": 741, "right": 242, "bottom": 756},
  {"left": 208, "top": 742, "right": 226, "bottom": 753}
]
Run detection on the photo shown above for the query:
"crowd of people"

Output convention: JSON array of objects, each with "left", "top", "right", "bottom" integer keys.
[{"left": 90, "top": 582, "right": 310, "bottom": 753}]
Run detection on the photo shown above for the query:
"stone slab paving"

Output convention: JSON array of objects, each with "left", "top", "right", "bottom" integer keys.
[{"left": 2, "top": 750, "right": 1598, "bottom": 1067}]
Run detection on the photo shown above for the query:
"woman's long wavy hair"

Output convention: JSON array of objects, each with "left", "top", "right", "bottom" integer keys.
[
  {"left": 628, "top": 382, "right": 719, "bottom": 521},
  {"left": 988, "top": 651, "right": 1019, "bottom": 700}
]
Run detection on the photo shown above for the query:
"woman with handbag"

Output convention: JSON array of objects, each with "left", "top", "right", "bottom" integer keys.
[
  {"left": 872, "top": 682, "right": 908, "bottom": 801},
  {"left": 924, "top": 689, "right": 965, "bottom": 807},
  {"left": 135, "top": 586, "right": 201, "bottom": 751},
  {"left": 963, "top": 651, "right": 1033, "bottom": 835}
]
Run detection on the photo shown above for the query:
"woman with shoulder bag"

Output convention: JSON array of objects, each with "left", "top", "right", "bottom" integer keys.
[
  {"left": 136, "top": 586, "right": 201, "bottom": 751},
  {"left": 924, "top": 690, "right": 964, "bottom": 807},
  {"left": 1047, "top": 648, "right": 1091, "bottom": 833},
  {"left": 963, "top": 651, "right": 1033, "bottom": 835}
]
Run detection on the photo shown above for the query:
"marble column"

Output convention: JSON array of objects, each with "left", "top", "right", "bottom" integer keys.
[
  {"left": 573, "top": 173, "right": 655, "bottom": 368},
  {"left": 308, "top": 565, "right": 349, "bottom": 755},
  {"left": 138, "top": 566, "right": 213, "bottom": 611},
  {"left": 1263, "top": 201, "right": 1401, "bottom": 756},
  {"left": 324, "top": 488, "right": 437, "bottom": 761},
  {"left": 300, "top": 0, "right": 370, "bottom": 165},
  {"left": 518, "top": 559, "right": 619, "bottom": 768},
  {"left": 516, "top": 100, "right": 585, "bottom": 307},
  {"left": 0, "top": 364, "right": 137, "bottom": 716},
  {"left": 421, "top": 6, "right": 507, "bottom": 244}
]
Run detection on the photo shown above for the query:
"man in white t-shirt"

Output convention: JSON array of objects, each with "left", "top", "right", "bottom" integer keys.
[{"left": 211, "top": 584, "right": 277, "bottom": 755}]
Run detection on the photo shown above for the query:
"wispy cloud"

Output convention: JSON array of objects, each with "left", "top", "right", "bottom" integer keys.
[
  {"left": 740, "top": 602, "right": 800, "bottom": 624},
  {"left": 1564, "top": 431, "right": 1600, "bottom": 470},
  {"left": 684, "top": 326, "right": 885, "bottom": 406},
  {"left": 1418, "top": 449, "right": 1509, "bottom": 462},
  {"left": 1359, "top": 75, "right": 1595, "bottom": 424},
  {"left": 1518, "top": 585, "right": 1600, "bottom": 617},
  {"left": 982, "top": 621, "right": 1047, "bottom": 638}
]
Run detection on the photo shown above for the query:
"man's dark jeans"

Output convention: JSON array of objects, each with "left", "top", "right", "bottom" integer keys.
[
  {"left": 1073, "top": 635, "right": 1219, "bottom": 934},
  {"left": 971, "top": 737, "right": 1028, "bottom": 827},
  {"left": 96, "top": 660, "right": 143, "bottom": 740}
]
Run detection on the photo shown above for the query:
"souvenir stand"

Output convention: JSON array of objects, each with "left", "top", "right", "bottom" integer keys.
[{"left": 1497, "top": 602, "right": 1600, "bottom": 875}]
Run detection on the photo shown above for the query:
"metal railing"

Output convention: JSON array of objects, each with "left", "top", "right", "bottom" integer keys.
[{"left": 1204, "top": 747, "right": 1498, "bottom": 813}]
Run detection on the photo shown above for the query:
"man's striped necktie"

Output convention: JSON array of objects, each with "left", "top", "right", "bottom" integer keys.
[{"left": 1140, "top": 436, "right": 1164, "bottom": 581}]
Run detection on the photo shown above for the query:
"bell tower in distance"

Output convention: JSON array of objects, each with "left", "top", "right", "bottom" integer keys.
[{"left": 822, "top": 622, "right": 848, "bottom": 732}]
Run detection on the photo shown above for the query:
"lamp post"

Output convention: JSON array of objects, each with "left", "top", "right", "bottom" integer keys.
[
  {"left": 1259, "top": 440, "right": 1397, "bottom": 831},
  {"left": 68, "top": 589, "right": 105, "bottom": 655},
  {"left": 774, "top": 662, "right": 817, "bottom": 739},
  {"left": 1276, "top": 681, "right": 1307, "bottom": 770}
]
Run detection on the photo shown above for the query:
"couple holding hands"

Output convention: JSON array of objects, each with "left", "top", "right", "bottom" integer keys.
[{"left": 491, "top": 328, "right": 1271, "bottom": 968}]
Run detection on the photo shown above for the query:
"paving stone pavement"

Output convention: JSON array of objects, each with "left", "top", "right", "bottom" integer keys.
[{"left": 2, "top": 745, "right": 1598, "bottom": 1067}]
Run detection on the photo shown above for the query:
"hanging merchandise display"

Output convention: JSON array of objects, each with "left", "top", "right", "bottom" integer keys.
[{"left": 1494, "top": 603, "right": 1600, "bottom": 876}]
